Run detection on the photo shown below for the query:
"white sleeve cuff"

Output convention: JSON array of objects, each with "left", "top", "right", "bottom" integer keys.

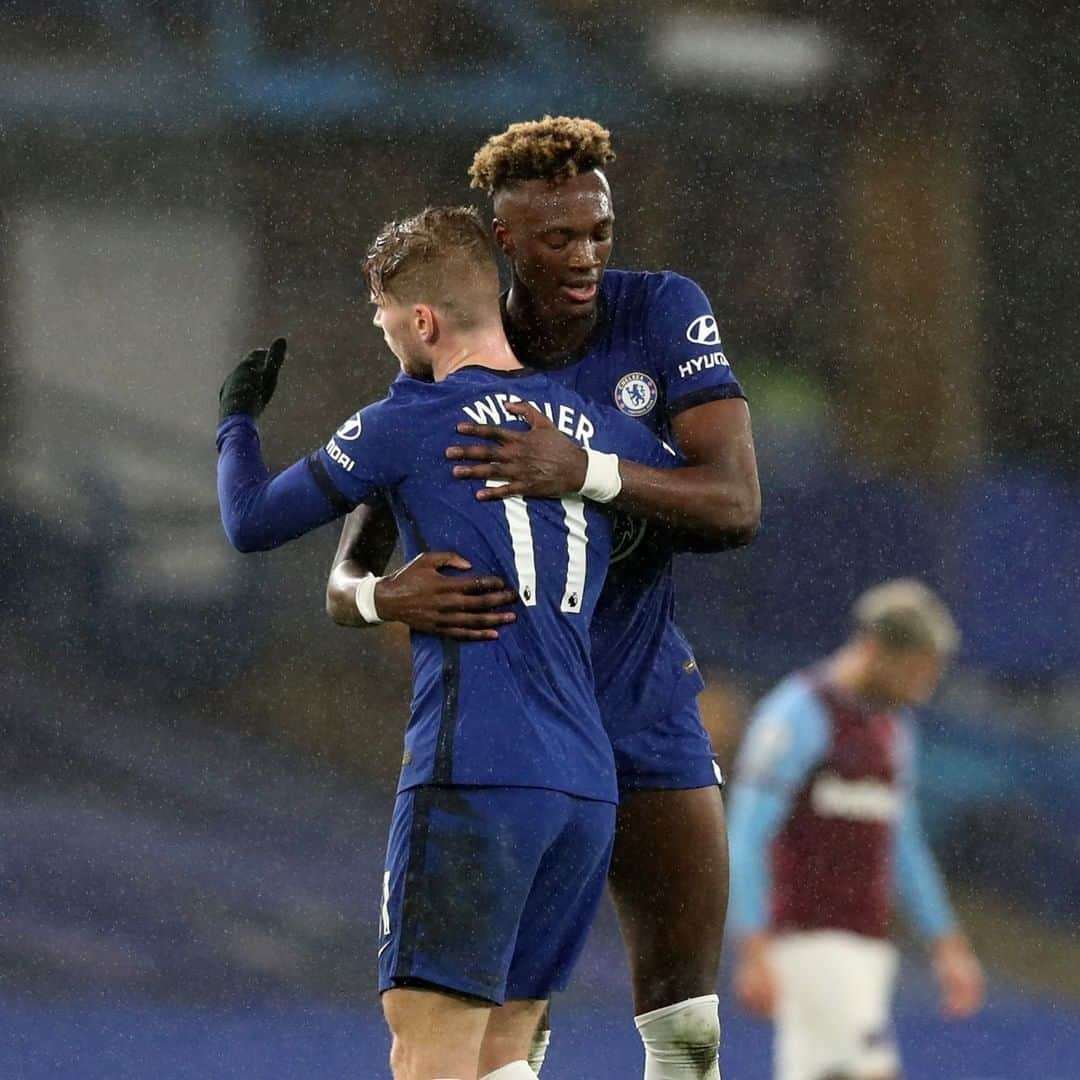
[
  {"left": 578, "top": 448, "right": 622, "bottom": 503},
  {"left": 354, "top": 575, "right": 384, "bottom": 624}
]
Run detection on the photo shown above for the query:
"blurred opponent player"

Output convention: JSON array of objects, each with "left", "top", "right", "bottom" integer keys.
[
  {"left": 216, "top": 207, "right": 680, "bottom": 1079},
  {"left": 326, "top": 117, "right": 760, "bottom": 1078},
  {"left": 727, "top": 580, "right": 985, "bottom": 1080}
]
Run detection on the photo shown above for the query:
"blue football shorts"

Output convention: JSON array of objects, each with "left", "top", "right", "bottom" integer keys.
[
  {"left": 378, "top": 784, "right": 616, "bottom": 1004},
  {"left": 611, "top": 697, "right": 723, "bottom": 793}
]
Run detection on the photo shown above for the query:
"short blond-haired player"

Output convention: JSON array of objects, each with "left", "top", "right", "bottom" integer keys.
[
  {"left": 728, "top": 580, "right": 985, "bottom": 1080},
  {"left": 216, "top": 206, "right": 684, "bottom": 1079}
]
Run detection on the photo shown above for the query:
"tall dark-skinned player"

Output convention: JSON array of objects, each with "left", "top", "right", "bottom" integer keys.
[{"left": 327, "top": 118, "right": 761, "bottom": 1079}]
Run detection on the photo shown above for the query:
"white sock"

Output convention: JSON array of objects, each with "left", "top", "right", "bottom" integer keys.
[
  {"left": 480, "top": 1062, "right": 537, "bottom": 1079},
  {"left": 634, "top": 994, "right": 722, "bottom": 1079},
  {"left": 527, "top": 1024, "right": 551, "bottom": 1074}
]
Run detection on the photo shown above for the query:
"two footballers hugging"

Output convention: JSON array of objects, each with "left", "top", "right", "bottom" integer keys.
[{"left": 216, "top": 117, "right": 760, "bottom": 1079}]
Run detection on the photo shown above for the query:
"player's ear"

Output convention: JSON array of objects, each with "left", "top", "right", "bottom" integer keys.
[
  {"left": 493, "top": 218, "right": 513, "bottom": 257},
  {"left": 413, "top": 303, "right": 438, "bottom": 344}
]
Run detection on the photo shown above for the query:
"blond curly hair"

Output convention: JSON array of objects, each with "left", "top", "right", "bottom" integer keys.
[{"left": 469, "top": 115, "right": 615, "bottom": 194}]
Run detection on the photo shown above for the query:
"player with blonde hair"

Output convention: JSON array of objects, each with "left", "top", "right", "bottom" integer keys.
[
  {"left": 218, "top": 205, "right": 687, "bottom": 1079},
  {"left": 728, "top": 580, "right": 984, "bottom": 1080}
]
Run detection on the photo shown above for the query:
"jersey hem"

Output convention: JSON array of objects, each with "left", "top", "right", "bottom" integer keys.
[
  {"left": 395, "top": 777, "right": 619, "bottom": 806},
  {"left": 667, "top": 383, "right": 746, "bottom": 418},
  {"left": 616, "top": 765, "right": 719, "bottom": 794}
]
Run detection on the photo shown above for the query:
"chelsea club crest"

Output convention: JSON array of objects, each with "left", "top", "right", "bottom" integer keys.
[{"left": 614, "top": 372, "right": 658, "bottom": 417}]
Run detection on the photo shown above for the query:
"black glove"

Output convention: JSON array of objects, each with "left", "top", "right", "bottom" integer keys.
[{"left": 218, "top": 337, "right": 287, "bottom": 423}]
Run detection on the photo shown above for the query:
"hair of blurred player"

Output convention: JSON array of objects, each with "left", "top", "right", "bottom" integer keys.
[
  {"left": 844, "top": 578, "right": 959, "bottom": 708},
  {"left": 363, "top": 205, "right": 501, "bottom": 331},
  {"left": 468, "top": 115, "right": 615, "bottom": 194},
  {"left": 852, "top": 578, "right": 960, "bottom": 658}
]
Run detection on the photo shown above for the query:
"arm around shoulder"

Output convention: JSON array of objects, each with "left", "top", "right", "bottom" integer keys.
[{"left": 614, "top": 396, "right": 760, "bottom": 549}]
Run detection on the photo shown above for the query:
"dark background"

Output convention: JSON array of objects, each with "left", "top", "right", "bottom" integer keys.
[{"left": 1, "top": 2, "right": 1077, "bottom": 1076}]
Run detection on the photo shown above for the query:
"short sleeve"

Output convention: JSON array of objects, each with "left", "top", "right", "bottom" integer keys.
[
  {"left": 736, "top": 677, "right": 830, "bottom": 792},
  {"left": 311, "top": 396, "right": 406, "bottom": 508},
  {"left": 645, "top": 272, "right": 745, "bottom": 416}
]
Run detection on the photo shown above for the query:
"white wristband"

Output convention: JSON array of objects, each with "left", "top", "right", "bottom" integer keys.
[
  {"left": 579, "top": 448, "right": 623, "bottom": 503},
  {"left": 354, "top": 575, "right": 384, "bottom": 624}
]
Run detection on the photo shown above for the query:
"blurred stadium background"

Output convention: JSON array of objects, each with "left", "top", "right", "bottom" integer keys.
[{"left": 1, "top": 2, "right": 1077, "bottom": 1076}]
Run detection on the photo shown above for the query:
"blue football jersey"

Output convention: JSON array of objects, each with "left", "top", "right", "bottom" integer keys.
[
  {"left": 217, "top": 365, "right": 676, "bottom": 804},
  {"left": 502, "top": 269, "right": 746, "bottom": 739}
]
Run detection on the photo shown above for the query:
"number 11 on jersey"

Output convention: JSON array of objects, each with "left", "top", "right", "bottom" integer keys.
[{"left": 486, "top": 481, "right": 588, "bottom": 614}]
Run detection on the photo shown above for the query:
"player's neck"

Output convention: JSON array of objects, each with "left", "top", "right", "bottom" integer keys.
[
  {"left": 432, "top": 326, "right": 524, "bottom": 382},
  {"left": 505, "top": 280, "right": 598, "bottom": 359}
]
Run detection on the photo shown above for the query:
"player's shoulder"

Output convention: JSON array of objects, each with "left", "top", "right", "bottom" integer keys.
[
  {"left": 740, "top": 672, "right": 830, "bottom": 778},
  {"left": 603, "top": 268, "right": 716, "bottom": 343},
  {"left": 605, "top": 267, "right": 709, "bottom": 309},
  {"left": 528, "top": 370, "right": 596, "bottom": 410},
  {"left": 516, "top": 371, "right": 622, "bottom": 447},
  {"left": 755, "top": 671, "right": 829, "bottom": 730},
  {"left": 329, "top": 375, "right": 435, "bottom": 449},
  {"left": 375, "top": 371, "right": 460, "bottom": 419},
  {"left": 347, "top": 373, "right": 428, "bottom": 416},
  {"left": 444, "top": 366, "right": 558, "bottom": 408},
  {"left": 438, "top": 367, "right": 592, "bottom": 437},
  {"left": 384, "top": 372, "right": 439, "bottom": 403},
  {"left": 603, "top": 267, "right": 704, "bottom": 297}
]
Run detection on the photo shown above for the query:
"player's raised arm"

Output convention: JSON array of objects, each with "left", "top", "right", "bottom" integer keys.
[
  {"left": 216, "top": 338, "right": 391, "bottom": 553},
  {"left": 325, "top": 503, "right": 519, "bottom": 640},
  {"left": 217, "top": 338, "right": 348, "bottom": 551}
]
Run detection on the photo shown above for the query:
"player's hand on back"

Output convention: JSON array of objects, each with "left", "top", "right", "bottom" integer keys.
[
  {"left": 375, "top": 552, "right": 519, "bottom": 641},
  {"left": 447, "top": 401, "right": 587, "bottom": 501},
  {"left": 218, "top": 337, "right": 288, "bottom": 422},
  {"left": 931, "top": 932, "right": 985, "bottom": 1019}
]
